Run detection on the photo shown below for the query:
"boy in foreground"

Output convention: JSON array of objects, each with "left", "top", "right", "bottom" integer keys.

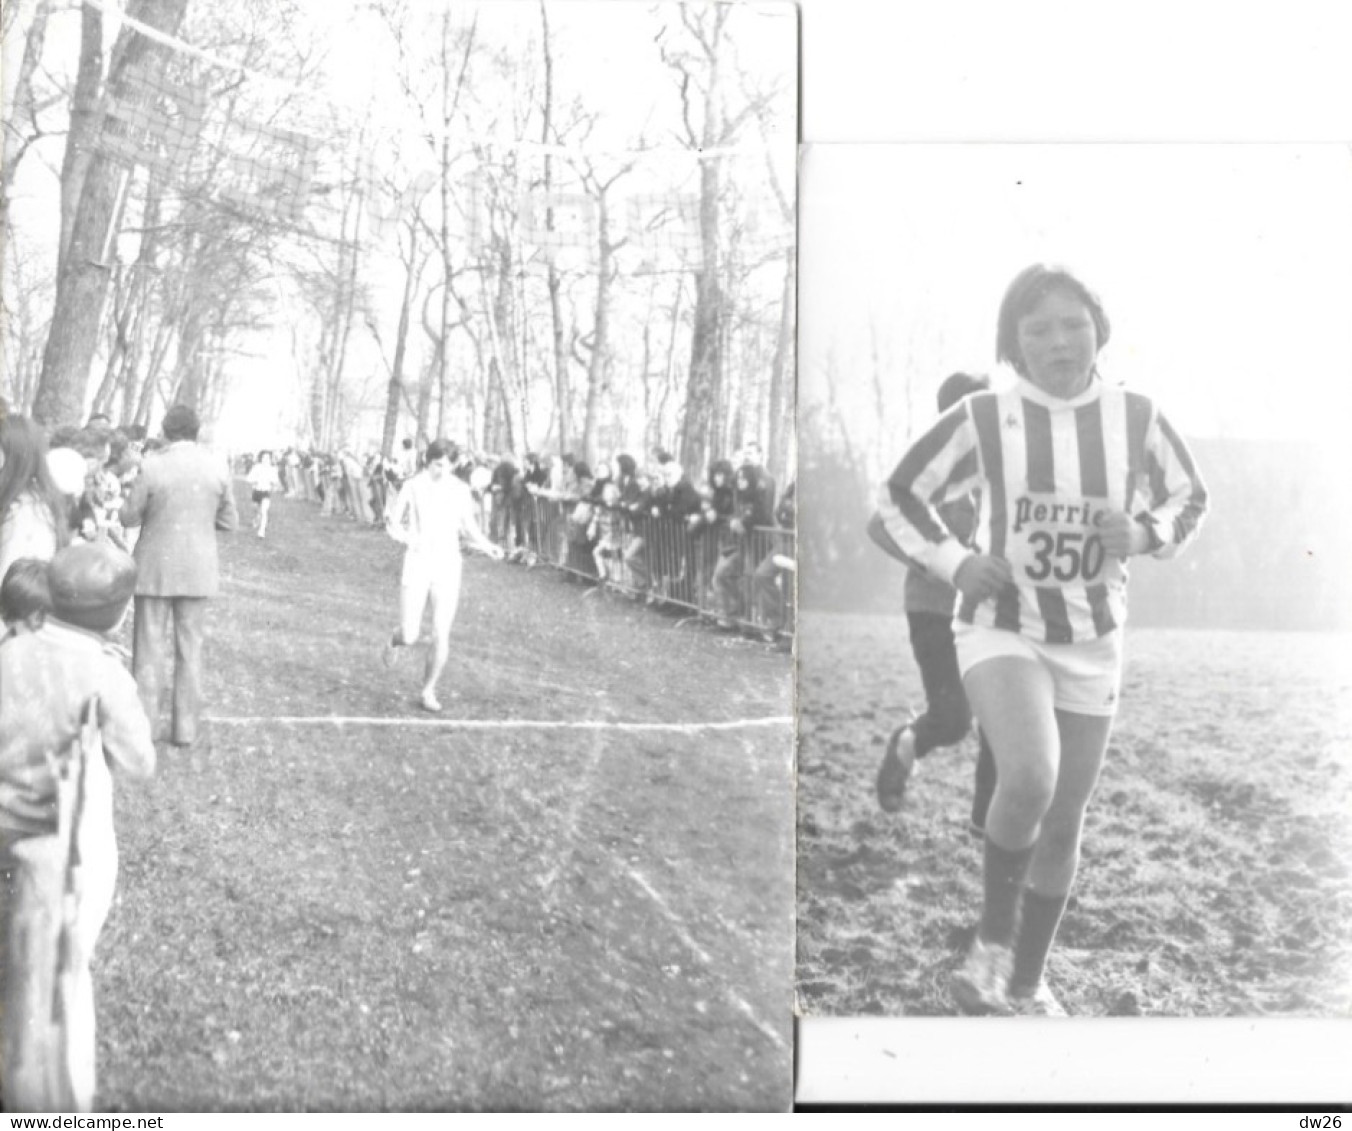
[{"left": 0, "top": 542, "right": 156, "bottom": 1109}]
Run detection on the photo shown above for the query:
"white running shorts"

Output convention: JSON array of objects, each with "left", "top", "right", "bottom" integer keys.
[{"left": 955, "top": 621, "right": 1124, "bottom": 717}]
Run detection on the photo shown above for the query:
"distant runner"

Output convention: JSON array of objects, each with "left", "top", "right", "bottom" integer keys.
[
  {"left": 383, "top": 440, "right": 503, "bottom": 713},
  {"left": 246, "top": 450, "right": 281, "bottom": 539}
]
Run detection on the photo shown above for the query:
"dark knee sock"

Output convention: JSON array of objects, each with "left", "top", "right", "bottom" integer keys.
[
  {"left": 1010, "top": 889, "right": 1070, "bottom": 992},
  {"left": 977, "top": 837, "right": 1035, "bottom": 947}
]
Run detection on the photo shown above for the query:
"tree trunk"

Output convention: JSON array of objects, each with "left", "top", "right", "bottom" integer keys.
[
  {"left": 477, "top": 248, "right": 515, "bottom": 454},
  {"left": 436, "top": 10, "right": 456, "bottom": 450},
  {"left": 711, "top": 257, "right": 734, "bottom": 461},
  {"left": 89, "top": 264, "right": 139, "bottom": 415},
  {"left": 539, "top": 0, "right": 572, "bottom": 457},
  {"left": 655, "top": 276, "right": 684, "bottom": 458},
  {"left": 380, "top": 220, "right": 421, "bottom": 457},
  {"left": 56, "top": 0, "right": 104, "bottom": 276},
  {"left": 111, "top": 283, "right": 151, "bottom": 423},
  {"left": 679, "top": 104, "right": 724, "bottom": 475},
  {"left": 485, "top": 355, "right": 513, "bottom": 455},
  {"left": 681, "top": 271, "right": 721, "bottom": 474},
  {"left": 32, "top": 0, "right": 190, "bottom": 428},
  {"left": 104, "top": 171, "right": 165, "bottom": 420},
  {"left": 638, "top": 280, "right": 656, "bottom": 455},
  {"left": 325, "top": 183, "right": 365, "bottom": 449},
  {"left": 168, "top": 304, "right": 203, "bottom": 409},
  {"left": 581, "top": 196, "right": 615, "bottom": 464},
  {"left": 310, "top": 326, "right": 330, "bottom": 448},
  {"left": 515, "top": 280, "right": 532, "bottom": 451},
  {"left": 415, "top": 350, "right": 436, "bottom": 444},
  {"left": 131, "top": 317, "right": 174, "bottom": 428},
  {"left": 417, "top": 285, "right": 440, "bottom": 444},
  {"left": 312, "top": 321, "right": 333, "bottom": 446}
]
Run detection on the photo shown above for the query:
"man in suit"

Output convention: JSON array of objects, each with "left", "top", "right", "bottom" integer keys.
[{"left": 120, "top": 404, "right": 237, "bottom": 750}]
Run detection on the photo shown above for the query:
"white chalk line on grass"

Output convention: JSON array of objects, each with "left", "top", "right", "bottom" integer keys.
[
  {"left": 209, "top": 715, "right": 793, "bottom": 732},
  {"left": 624, "top": 866, "right": 789, "bottom": 1053}
]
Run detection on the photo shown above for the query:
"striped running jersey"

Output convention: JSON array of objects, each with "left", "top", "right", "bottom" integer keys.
[{"left": 879, "top": 375, "right": 1208, "bottom": 644}]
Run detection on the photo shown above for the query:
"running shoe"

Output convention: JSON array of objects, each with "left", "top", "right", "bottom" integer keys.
[
  {"left": 876, "top": 725, "right": 916, "bottom": 813},
  {"left": 1007, "top": 980, "right": 1067, "bottom": 1017},
  {"left": 417, "top": 691, "right": 443, "bottom": 713},
  {"left": 951, "top": 936, "right": 1014, "bottom": 1016}
]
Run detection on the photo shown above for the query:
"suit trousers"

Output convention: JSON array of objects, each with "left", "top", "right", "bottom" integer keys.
[{"left": 132, "top": 596, "right": 208, "bottom": 746}]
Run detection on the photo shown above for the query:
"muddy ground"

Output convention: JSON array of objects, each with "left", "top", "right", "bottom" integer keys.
[{"left": 796, "top": 611, "right": 1352, "bottom": 1019}]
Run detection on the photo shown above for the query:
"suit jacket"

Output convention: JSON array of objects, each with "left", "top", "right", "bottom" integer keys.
[{"left": 120, "top": 441, "right": 237, "bottom": 597}]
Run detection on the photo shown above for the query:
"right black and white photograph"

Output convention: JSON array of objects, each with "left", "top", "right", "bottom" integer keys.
[{"left": 795, "top": 143, "right": 1352, "bottom": 1026}]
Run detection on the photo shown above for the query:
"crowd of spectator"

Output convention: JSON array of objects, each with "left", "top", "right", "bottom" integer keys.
[
  {"left": 0, "top": 401, "right": 796, "bottom": 650},
  {"left": 0, "top": 411, "right": 159, "bottom": 585},
  {"left": 241, "top": 438, "right": 796, "bottom": 647}
]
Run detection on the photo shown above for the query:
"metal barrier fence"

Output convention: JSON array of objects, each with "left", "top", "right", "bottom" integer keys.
[
  {"left": 266, "top": 471, "right": 794, "bottom": 641},
  {"left": 492, "top": 495, "right": 795, "bottom": 639}
]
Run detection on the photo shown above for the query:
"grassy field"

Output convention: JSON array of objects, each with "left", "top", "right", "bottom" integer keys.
[
  {"left": 796, "top": 610, "right": 1352, "bottom": 1018},
  {"left": 93, "top": 487, "right": 794, "bottom": 1111}
]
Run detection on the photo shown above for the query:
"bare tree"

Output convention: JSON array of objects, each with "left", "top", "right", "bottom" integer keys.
[
  {"left": 1, "top": 0, "right": 56, "bottom": 291},
  {"left": 758, "top": 124, "right": 796, "bottom": 487},
  {"left": 433, "top": 9, "right": 478, "bottom": 444},
  {"left": 55, "top": 0, "right": 106, "bottom": 277},
  {"left": 377, "top": 196, "right": 430, "bottom": 456},
  {"left": 658, "top": 6, "right": 782, "bottom": 475},
  {"left": 1, "top": 231, "right": 54, "bottom": 412},
  {"left": 570, "top": 155, "right": 634, "bottom": 462},
  {"left": 32, "top": 0, "right": 191, "bottom": 427},
  {"left": 538, "top": 0, "right": 573, "bottom": 457}
]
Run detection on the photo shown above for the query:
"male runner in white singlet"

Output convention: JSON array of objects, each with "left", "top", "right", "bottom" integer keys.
[{"left": 384, "top": 440, "right": 504, "bottom": 712}]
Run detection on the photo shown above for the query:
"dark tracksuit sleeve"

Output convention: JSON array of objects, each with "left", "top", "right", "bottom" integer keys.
[{"left": 877, "top": 402, "right": 984, "bottom": 587}]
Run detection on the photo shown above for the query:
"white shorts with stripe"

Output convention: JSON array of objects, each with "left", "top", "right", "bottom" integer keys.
[{"left": 955, "top": 622, "right": 1124, "bottom": 717}]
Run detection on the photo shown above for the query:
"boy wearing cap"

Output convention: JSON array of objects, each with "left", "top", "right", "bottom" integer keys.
[{"left": 0, "top": 542, "right": 155, "bottom": 1110}]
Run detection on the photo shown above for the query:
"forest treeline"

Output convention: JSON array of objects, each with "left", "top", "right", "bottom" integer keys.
[{"left": 1, "top": 0, "right": 796, "bottom": 480}]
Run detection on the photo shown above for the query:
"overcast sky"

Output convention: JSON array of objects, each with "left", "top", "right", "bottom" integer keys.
[{"left": 800, "top": 144, "right": 1352, "bottom": 472}]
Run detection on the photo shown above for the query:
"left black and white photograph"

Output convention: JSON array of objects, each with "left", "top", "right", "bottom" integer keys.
[{"left": 0, "top": 0, "right": 797, "bottom": 1112}]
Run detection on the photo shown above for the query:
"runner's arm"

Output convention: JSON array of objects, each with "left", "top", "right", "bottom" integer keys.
[
  {"left": 386, "top": 482, "right": 414, "bottom": 545},
  {"left": 878, "top": 403, "right": 984, "bottom": 586},
  {"left": 458, "top": 497, "right": 504, "bottom": 558}
]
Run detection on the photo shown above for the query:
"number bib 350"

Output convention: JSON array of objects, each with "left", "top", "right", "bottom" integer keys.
[{"left": 1009, "top": 493, "right": 1118, "bottom": 588}]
